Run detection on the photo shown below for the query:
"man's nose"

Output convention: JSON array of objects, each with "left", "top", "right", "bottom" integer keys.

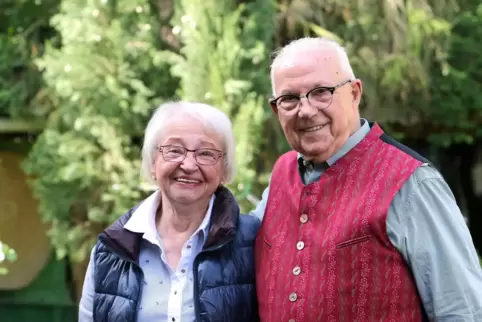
[{"left": 297, "top": 97, "right": 318, "bottom": 118}]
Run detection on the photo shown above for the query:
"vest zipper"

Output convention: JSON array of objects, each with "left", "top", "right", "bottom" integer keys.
[{"left": 192, "top": 237, "right": 235, "bottom": 322}]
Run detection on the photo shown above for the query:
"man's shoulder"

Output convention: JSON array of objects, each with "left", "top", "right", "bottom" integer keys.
[
  {"left": 377, "top": 131, "right": 430, "bottom": 164},
  {"left": 410, "top": 164, "right": 444, "bottom": 182},
  {"left": 401, "top": 164, "right": 446, "bottom": 196},
  {"left": 393, "top": 164, "right": 449, "bottom": 210}
]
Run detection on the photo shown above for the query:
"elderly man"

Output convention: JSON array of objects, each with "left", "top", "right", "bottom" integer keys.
[{"left": 251, "top": 37, "right": 482, "bottom": 322}]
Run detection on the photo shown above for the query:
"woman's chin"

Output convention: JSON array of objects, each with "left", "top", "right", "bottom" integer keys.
[{"left": 169, "top": 191, "right": 208, "bottom": 206}]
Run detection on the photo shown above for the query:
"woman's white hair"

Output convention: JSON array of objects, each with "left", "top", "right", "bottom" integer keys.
[
  {"left": 140, "top": 101, "right": 236, "bottom": 185},
  {"left": 270, "top": 37, "right": 356, "bottom": 95}
]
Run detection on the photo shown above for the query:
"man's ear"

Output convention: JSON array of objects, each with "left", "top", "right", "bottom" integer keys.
[{"left": 352, "top": 79, "right": 363, "bottom": 104}]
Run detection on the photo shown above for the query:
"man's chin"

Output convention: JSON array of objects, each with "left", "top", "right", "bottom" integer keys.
[{"left": 298, "top": 145, "right": 333, "bottom": 163}]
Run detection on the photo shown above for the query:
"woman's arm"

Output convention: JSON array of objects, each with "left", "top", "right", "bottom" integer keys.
[{"left": 79, "top": 248, "right": 96, "bottom": 322}]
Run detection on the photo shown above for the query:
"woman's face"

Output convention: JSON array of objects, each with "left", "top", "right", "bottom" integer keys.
[{"left": 153, "top": 117, "right": 225, "bottom": 208}]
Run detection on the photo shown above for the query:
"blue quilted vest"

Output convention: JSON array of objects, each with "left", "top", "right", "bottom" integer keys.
[{"left": 92, "top": 186, "right": 260, "bottom": 322}]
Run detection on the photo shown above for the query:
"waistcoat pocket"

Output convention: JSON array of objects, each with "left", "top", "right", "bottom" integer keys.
[
  {"left": 335, "top": 235, "right": 371, "bottom": 249},
  {"left": 263, "top": 238, "right": 272, "bottom": 249}
]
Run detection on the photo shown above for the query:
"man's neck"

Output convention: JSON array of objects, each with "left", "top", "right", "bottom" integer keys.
[{"left": 299, "top": 118, "right": 370, "bottom": 166}]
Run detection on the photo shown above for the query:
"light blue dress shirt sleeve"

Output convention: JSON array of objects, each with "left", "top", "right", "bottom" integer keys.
[
  {"left": 78, "top": 248, "right": 95, "bottom": 322},
  {"left": 387, "top": 164, "right": 482, "bottom": 321},
  {"left": 249, "top": 183, "right": 270, "bottom": 221}
]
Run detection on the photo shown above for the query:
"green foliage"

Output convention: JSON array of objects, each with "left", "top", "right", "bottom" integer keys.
[
  {"left": 427, "top": 3, "right": 482, "bottom": 146},
  {"left": 0, "top": 242, "right": 17, "bottom": 275},
  {"left": 3, "top": 0, "right": 481, "bottom": 262},
  {"left": 0, "top": 34, "right": 42, "bottom": 118},
  {"left": 313, "top": 1, "right": 454, "bottom": 129},
  {"left": 23, "top": 0, "right": 178, "bottom": 262},
  {"left": 0, "top": 0, "right": 58, "bottom": 118},
  {"left": 168, "top": 0, "right": 276, "bottom": 211}
]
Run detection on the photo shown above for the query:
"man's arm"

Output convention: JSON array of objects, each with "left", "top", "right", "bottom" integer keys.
[
  {"left": 248, "top": 184, "right": 270, "bottom": 220},
  {"left": 387, "top": 164, "right": 482, "bottom": 321},
  {"left": 78, "top": 248, "right": 96, "bottom": 322}
]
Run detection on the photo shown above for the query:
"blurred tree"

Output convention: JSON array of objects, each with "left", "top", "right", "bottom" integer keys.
[
  {"left": 5, "top": 0, "right": 481, "bottom": 265},
  {"left": 269, "top": 0, "right": 482, "bottom": 251},
  {"left": 22, "top": 0, "right": 179, "bottom": 263},
  {"left": 427, "top": 3, "right": 482, "bottom": 145},
  {"left": 427, "top": 2, "right": 482, "bottom": 252},
  {"left": 167, "top": 0, "right": 276, "bottom": 210},
  {"left": 0, "top": 0, "right": 59, "bottom": 119}
]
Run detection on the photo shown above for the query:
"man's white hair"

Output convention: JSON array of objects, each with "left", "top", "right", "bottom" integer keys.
[
  {"left": 270, "top": 37, "right": 356, "bottom": 95},
  {"left": 140, "top": 101, "right": 236, "bottom": 185}
]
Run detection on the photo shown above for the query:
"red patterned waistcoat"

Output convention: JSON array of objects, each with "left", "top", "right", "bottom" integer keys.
[{"left": 255, "top": 124, "right": 424, "bottom": 322}]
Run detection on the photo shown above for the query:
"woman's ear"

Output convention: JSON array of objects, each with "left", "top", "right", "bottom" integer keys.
[{"left": 219, "top": 177, "right": 226, "bottom": 186}]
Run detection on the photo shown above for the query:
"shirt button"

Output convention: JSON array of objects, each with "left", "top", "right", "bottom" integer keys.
[
  {"left": 300, "top": 214, "right": 308, "bottom": 224},
  {"left": 174, "top": 290, "right": 177, "bottom": 295},
  {"left": 186, "top": 245, "right": 192, "bottom": 249},
  {"left": 292, "top": 266, "right": 301, "bottom": 276},
  {"left": 181, "top": 269, "right": 186, "bottom": 273},
  {"left": 289, "top": 292, "right": 297, "bottom": 302},
  {"left": 296, "top": 241, "right": 304, "bottom": 250}
]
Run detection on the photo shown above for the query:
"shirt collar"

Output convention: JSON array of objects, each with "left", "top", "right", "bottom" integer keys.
[
  {"left": 297, "top": 118, "right": 371, "bottom": 167},
  {"left": 123, "top": 189, "right": 215, "bottom": 246}
]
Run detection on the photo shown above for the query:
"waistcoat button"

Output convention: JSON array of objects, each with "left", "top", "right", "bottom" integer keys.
[
  {"left": 289, "top": 292, "right": 297, "bottom": 302},
  {"left": 296, "top": 241, "right": 304, "bottom": 250},
  {"left": 300, "top": 214, "right": 308, "bottom": 223},
  {"left": 293, "top": 266, "right": 301, "bottom": 275}
]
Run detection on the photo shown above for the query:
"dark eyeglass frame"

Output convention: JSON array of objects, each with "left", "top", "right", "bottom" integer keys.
[
  {"left": 157, "top": 145, "right": 224, "bottom": 165},
  {"left": 269, "top": 79, "right": 352, "bottom": 112}
]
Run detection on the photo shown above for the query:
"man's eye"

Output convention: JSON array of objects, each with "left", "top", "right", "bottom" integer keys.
[
  {"left": 310, "top": 88, "right": 331, "bottom": 101},
  {"left": 281, "top": 96, "right": 298, "bottom": 102}
]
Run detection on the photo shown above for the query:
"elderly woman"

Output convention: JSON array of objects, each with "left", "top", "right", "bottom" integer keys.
[{"left": 79, "top": 101, "right": 260, "bottom": 322}]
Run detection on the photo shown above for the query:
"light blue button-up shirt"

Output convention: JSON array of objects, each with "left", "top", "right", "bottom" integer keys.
[
  {"left": 250, "top": 119, "right": 482, "bottom": 321},
  {"left": 79, "top": 190, "right": 214, "bottom": 322}
]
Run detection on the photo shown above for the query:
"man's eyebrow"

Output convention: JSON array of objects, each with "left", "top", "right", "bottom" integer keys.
[
  {"left": 280, "top": 90, "right": 299, "bottom": 95},
  {"left": 279, "top": 83, "right": 331, "bottom": 95}
]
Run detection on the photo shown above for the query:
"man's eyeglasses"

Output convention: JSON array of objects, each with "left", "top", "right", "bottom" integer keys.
[
  {"left": 269, "top": 79, "right": 352, "bottom": 113},
  {"left": 157, "top": 145, "right": 224, "bottom": 165}
]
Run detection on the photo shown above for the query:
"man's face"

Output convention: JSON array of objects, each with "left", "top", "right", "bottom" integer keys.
[{"left": 271, "top": 49, "right": 362, "bottom": 162}]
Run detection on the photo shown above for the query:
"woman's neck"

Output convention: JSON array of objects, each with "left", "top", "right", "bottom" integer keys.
[{"left": 156, "top": 196, "right": 209, "bottom": 238}]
